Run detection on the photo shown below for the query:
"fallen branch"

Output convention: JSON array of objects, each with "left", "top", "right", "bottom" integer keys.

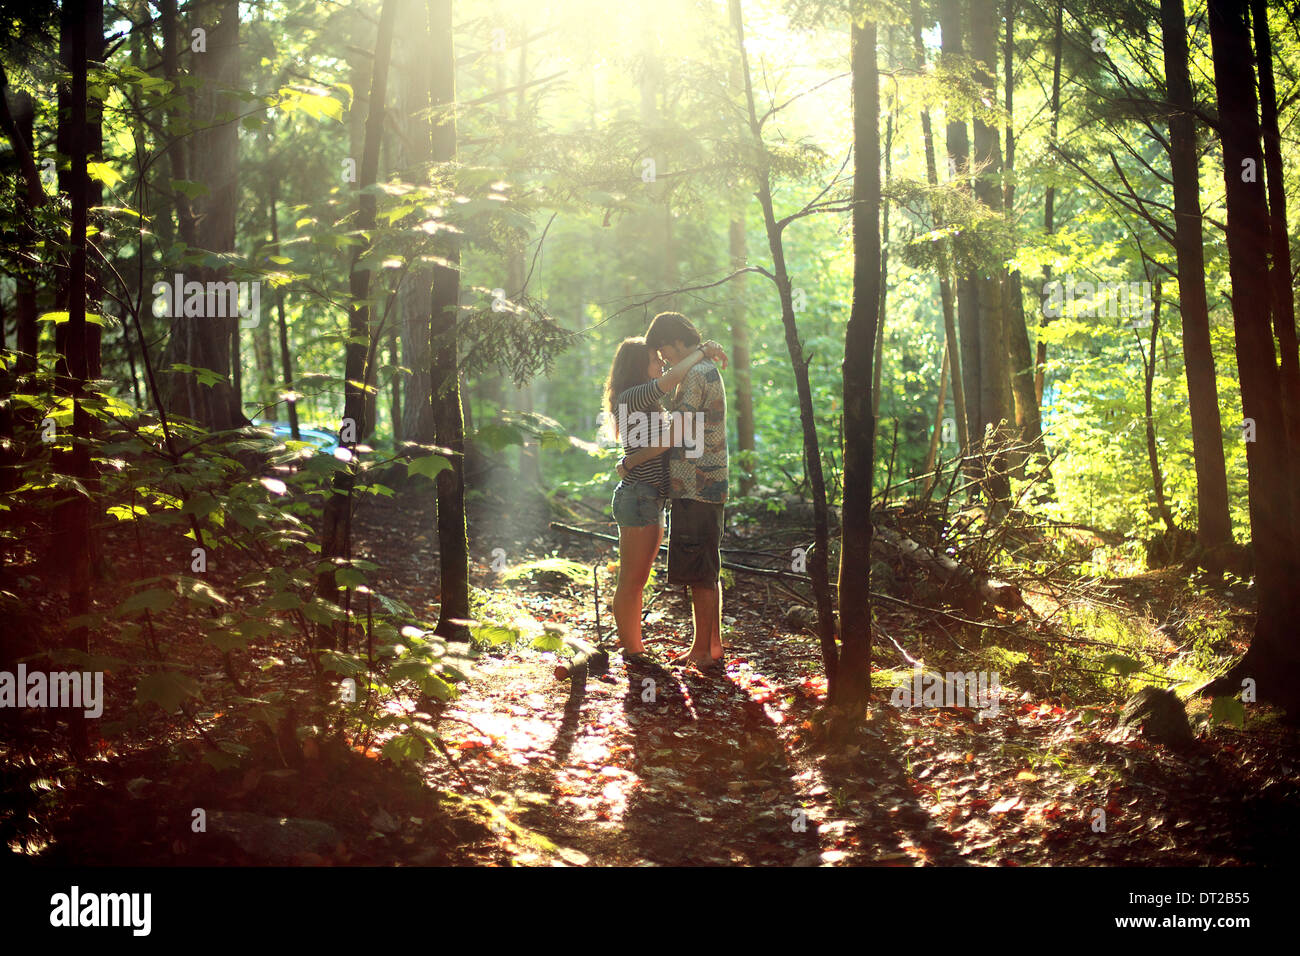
[
  {"left": 871, "top": 526, "right": 1023, "bottom": 610},
  {"left": 549, "top": 522, "right": 1017, "bottom": 631},
  {"left": 548, "top": 522, "right": 808, "bottom": 581}
]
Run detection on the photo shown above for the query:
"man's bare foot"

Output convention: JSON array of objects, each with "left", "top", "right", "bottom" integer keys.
[{"left": 676, "top": 650, "right": 724, "bottom": 670}]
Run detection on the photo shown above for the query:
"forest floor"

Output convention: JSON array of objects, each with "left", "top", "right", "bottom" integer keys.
[{"left": 5, "top": 481, "right": 1300, "bottom": 867}]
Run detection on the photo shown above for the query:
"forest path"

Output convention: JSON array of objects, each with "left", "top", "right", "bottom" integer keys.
[{"left": 354, "top": 491, "right": 1299, "bottom": 866}]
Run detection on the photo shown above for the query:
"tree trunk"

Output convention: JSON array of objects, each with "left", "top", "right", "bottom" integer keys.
[
  {"left": 940, "top": 0, "right": 981, "bottom": 455},
  {"left": 732, "top": 0, "right": 838, "bottom": 692},
  {"left": 316, "top": 0, "right": 397, "bottom": 638},
  {"left": 729, "top": 212, "right": 756, "bottom": 494},
  {"left": 834, "top": 14, "right": 880, "bottom": 728},
  {"left": 969, "top": 0, "right": 1011, "bottom": 502},
  {"left": 872, "top": 103, "right": 892, "bottom": 418},
  {"left": 397, "top": 0, "right": 436, "bottom": 446},
  {"left": 52, "top": 0, "right": 102, "bottom": 755},
  {"left": 159, "top": 0, "right": 246, "bottom": 430},
  {"left": 268, "top": 189, "right": 300, "bottom": 440},
  {"left": 912, "top": 0, "right": 969, "bottom": 457},
  {"left": 6, "top": 86, "right": 39, "bottom": 376},
  {"left": 1035, "top": 3, "right": 1063, "bottom": 406},
  {"left": 1141, "top": 283, "right": 1177, "bottom": 534},
  {"left": 727, "top": 25, "right": 756, "bottom": 496},
  {"left": 1001, "top": 1, "right": 1043, "bottom": 475},
  {"left": 428, "top": 0, "right": 471, "bottom": 641},
  {"left": 1160, "top": 0, "right": 1232, "bottom": 559},
  {"left": 1205, "top": 0, "right": 1300, "bottom": 712},
  {"left": 1250, "top": 0, "right": 1300, "bottom": 533},
  {"left": 923, "top": 340, "right": 951, "bottom": 487}
]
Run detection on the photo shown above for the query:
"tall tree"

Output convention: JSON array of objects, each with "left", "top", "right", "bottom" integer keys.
[
  {"left": 940, "top": 0, "right": 981, "bottom": 459},
  {"left": 969, "top": 0, "right": 1011, "bottom": 501},
  {"left": 726, "top": 19, "right": 756, "bottom": 495},
  {"left": 1034, "top": 1, "right": 1062, "bottom": 407},
  {"left": 1205, "top": 0, "right": 1300, "bottom": 711},
  {"left": 159, "top": 0, "right": 247, "bottom": 430},
  {"left": 316, "top": 0, "right": 397, "bottom": 640},
  {"left": 1250, "top": 0, "right": 1300, "bottom": 530},
  {"left": 732, "top": 0, "right": 838, "bottom": 688},
  {"left": 51, "top": 0, "right": 103, "bottom": 754},
  {"left": 1001, "top": 0, "right": 1044, "bottom": 473},
  {"left": 427, "top": 0, "right": 471, "bottom": 641},
  {"left": 911, "top": 0, "right": 969, "bottom": 459},
  {"left": 398, "top": 0, "right": 437, "bottom": 445},
  {"left": 834, "top": 9, "right": 881, "bottom": 728},
  {"left": 1160, "top": 0, "right": 1232, "bottom": 560}
]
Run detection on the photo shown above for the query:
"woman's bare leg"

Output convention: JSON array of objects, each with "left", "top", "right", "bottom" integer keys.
[{"left": 613, "top": 524, "right": 662, "bottom": 654}]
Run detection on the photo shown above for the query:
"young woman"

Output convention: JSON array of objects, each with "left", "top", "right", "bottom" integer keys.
[{"left": 603, "top": 336, "right": 725, "bottom": 662}]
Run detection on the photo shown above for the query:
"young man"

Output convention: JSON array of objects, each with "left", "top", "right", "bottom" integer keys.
[{"left": 637, "top": 311, "right": 729, "bottom": 673}]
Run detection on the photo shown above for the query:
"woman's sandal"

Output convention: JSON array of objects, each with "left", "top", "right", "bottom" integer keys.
[{"left": 623, "top": 650, "right": 657, "bottom": 666}]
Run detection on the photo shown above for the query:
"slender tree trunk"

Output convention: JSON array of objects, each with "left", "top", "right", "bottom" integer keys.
[
  {"left": 398, "top": 0, "right": 436, "bottom": 446},
  {"left": 1035, "top": 2, "right": 1063, "bottom": 406},
  {"left": 1002, "top": 0, "right": 1043, "bottom": 474},
  {"left": 52, "top": 0, "right": 102, "bottom": 755},
  {"left": 1250, "top": 0, "right": 1300, "bottom": 532},
  {"left": 912, "top": 0, "right": 969, "bottom": 456},
  {"left": 388, "top": 322, "right": 401, "bottom": 448},
  {"left": 923, "top": 339, "right": 951, "bottom": 488},
  {"left": 316, "top": 0, "right": 397, "bottom": 638},
  {"left": 1206, "top": 0, "right": 1300, "bottom": 711},
  {"left": 6, "top": 86, "right": 38, "bottom": 376},
  {"left": 1161, "top": 0, "right": 1232, "bottom": 559},
  {"left": 726, "top": 24, "right": 756, "bottom": 495},
  {"left": 268, "top": 190, "right": 300, "bottom": 440},
  {"left": 834, "top": 14, "right": 881, "bottom": 728},
  {"left": 1141, "top": 283, "right": 1176, "bottom": 533},
  {"left": 872, "top": 102, "right": 892, "bottom": 417},
  {"left": 728, "top": 211, "right": 756, "bottom": 494},
  {"left": 940, "top": 0, "right": 981, "bottom": 455},
  {"left": 160, "top": 0, "right": 246, "bottom": 430},
  {"left": 428, "top": 0, "right": 471, "bottom": 641},
  {"left": 732, "top": 0, "right": 838, "bottom": 691},
  {"left": 970, "top": 0, "right": 1011, "bottom": 502}
]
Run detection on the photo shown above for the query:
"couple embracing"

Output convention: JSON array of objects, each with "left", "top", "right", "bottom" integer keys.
[{"left": 603, "top": 312, "right": 729, "bottom": 674}]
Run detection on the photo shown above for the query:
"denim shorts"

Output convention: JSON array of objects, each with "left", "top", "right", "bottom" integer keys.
[{"left": 612, "top": 479, "right": 667, "bottom": 528}]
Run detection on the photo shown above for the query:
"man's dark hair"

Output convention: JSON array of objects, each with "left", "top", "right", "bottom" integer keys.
[{"left": 645, "top": 311, "right": 701, "bottom": 350}]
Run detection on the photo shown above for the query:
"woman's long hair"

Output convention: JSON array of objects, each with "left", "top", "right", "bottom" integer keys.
[{"left": 603, "top": 337, "right": 653, "bottom": 439}]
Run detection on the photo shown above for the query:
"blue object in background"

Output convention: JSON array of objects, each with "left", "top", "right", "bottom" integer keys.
[{"left": 249, "top": 420, "right": 340, "bottom": 454}]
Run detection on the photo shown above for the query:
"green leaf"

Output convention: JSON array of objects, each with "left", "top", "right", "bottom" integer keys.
[
  {"left": 1100, "top": 654, "right": 1142, "bottom": 678},
  {"left": 531, "top": 633, "right": 564, "bottom": 652},
  {"left": 167, "top": 363, "right": 228, "bottom": 388},
  {"left": 114, "top": 588, "right": 175, "bottom": 617},
  {"left": 1210, "top": 695, "right": 1246, "bottom": 729},
  {"left": 105, "top": 503, "right": 149, "bottom": 521},
  {"left": 86, "top": 161, "right": 123, "bottom": 186},
  {"left": 264, "top": 590, "right": 302, "bottom": 611},
  {"left": 388, "top": 658, "right": 435, "bottom": 683},
  {"left": 178, "top": 576, "right": 228, "bottom": 607},
  {"left": 318, "top": 649, "right": 368, "bottom": 677},
  {"left": 418, "top": 673, "right": 456, "bottom": 701},
  {"left": 382, "top": 734, "right": 426, "bottom": 765},
  {"left": 38, "top": 311, "right": 105, "bottom": 326},
  {"left": 501, "top": 557, "right": 590, "bottom": 584},
  {"left": 406, "top": 453, "right": 451, "bottom": 482},
  {"left": 336, "top": 567, "right": 367, "bottom": 588},
  {"left": 135, "top": 671, "right": 200, "bottom": 713},
  {"left": 471, "top": 623, "right": 518, "bottom": 646}
]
